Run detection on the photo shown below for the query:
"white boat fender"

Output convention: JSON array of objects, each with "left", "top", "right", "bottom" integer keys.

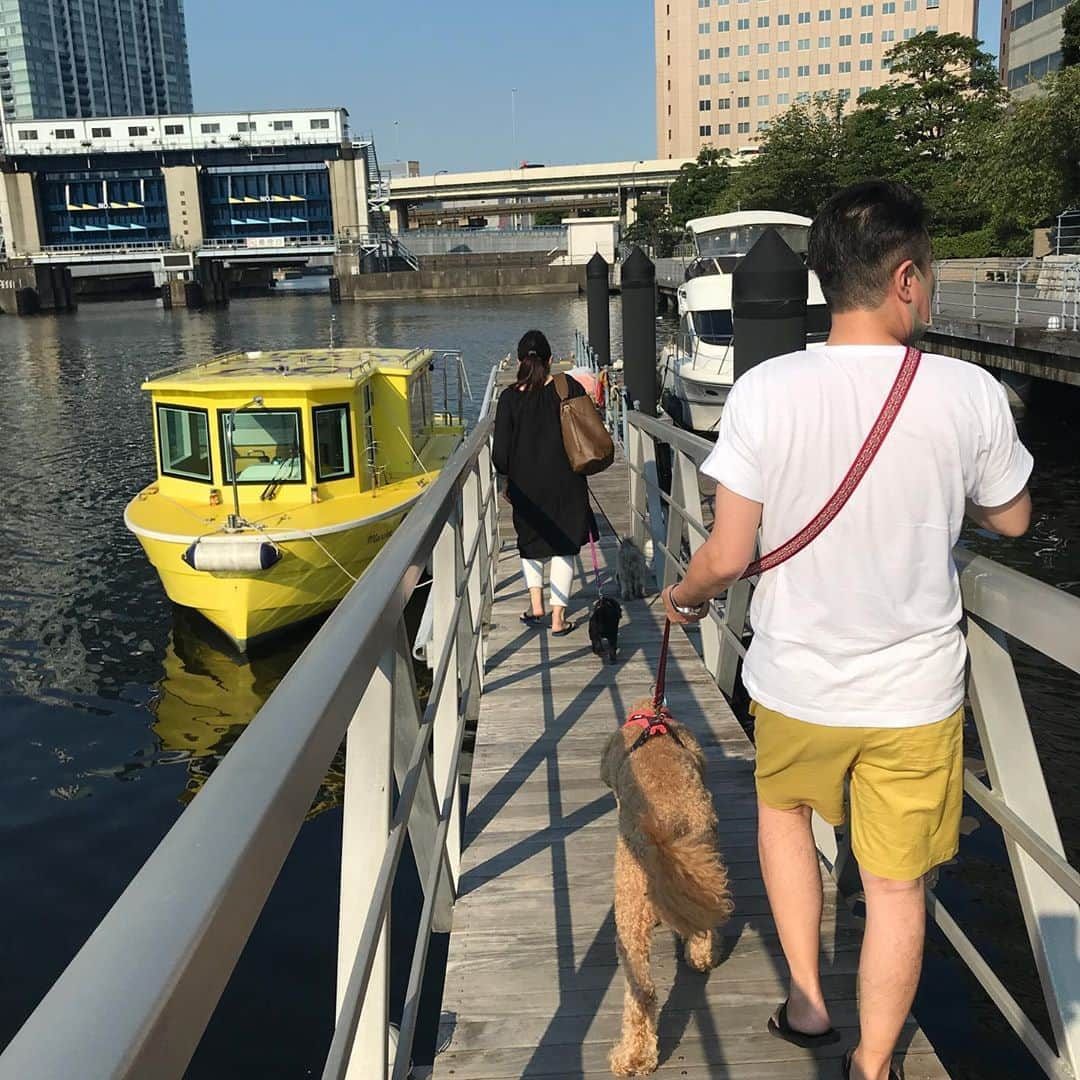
[{"left": 182, "top": 536, "right": 282, "bottom": 572}]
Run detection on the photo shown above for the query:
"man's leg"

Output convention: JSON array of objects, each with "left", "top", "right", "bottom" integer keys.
[
  {"left": 757, "top": 799, "right": 832, "bottom": 1034},
  {"left": 849, "top": 868, "right": 925, "bottom": 1080}
]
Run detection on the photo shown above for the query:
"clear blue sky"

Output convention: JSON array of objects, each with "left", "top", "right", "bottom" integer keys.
[{"left": 185, "top": 0, "right": 1000, "bottom": 173}]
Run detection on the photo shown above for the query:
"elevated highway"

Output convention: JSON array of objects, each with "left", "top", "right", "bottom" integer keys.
[{"left": 388, "top": 158, "right": 695, "bottom": 230}]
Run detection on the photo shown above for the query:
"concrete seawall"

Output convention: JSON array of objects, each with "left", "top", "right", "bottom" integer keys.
[{"left": 331, "top": 260, "right": 586, "bottom": 301}]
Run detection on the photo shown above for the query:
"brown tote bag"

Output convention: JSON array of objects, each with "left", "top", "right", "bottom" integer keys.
[{"left": 553, "top": 373, "right": 615, "bottom": 476}]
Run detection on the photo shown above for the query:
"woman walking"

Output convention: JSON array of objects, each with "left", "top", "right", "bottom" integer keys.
[{"left": 493, "top": 330, "right": 593, "bottom": 636}]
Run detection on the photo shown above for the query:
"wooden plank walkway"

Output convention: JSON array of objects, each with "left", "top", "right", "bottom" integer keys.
[{"left": 434, "top": 453, "right": 950, "bottom": 1079}]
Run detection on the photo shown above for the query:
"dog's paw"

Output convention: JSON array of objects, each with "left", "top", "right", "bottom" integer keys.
[
  {"left": 609, "top": 1039, "right": 659, "bottom": 1076},
  {"left": 684, "top": 929, "right": 716, "bottom": 972}
]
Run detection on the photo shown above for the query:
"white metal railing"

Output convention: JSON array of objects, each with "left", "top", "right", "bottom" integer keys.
[
  {"left": 0, "top": 367, "right": 500, "bottom": 1080},
  {"left": 626, "top": 409, "right": 1080, "bottom": 1080},
  {"left": 572, "top": 328, "right": 601, "bottom": 373},
  {"left": 198, "top": 234, "right": 336, "bottom": 251},
  {"left": 36, "top": 239, "right": 179, "bottom": 256},
  {"left": 1053, "top": 209, "right": 1080, "bottom": 255},
  {"left": 933, "top": 257, "right": 1080, "bottom": 331}
]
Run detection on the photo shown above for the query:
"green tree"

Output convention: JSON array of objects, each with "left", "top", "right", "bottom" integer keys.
[
  {"left": 622, "top": 194, "right": 679, "bottom": 257},
  {"left": 717, "top": 96, "right": 849, "bottom": 217},
  {"left": 964, "top": 66, "right": 1080, "bottom": 243},
  {"left": 857, "top": 32, "right": 1004, "bottom": 160},
  {"left": 667, "top": 148, "right": 731, "bottom": 228},
  {"left": 1062, "top": 0, "right": 1080, "bottom": 66}
]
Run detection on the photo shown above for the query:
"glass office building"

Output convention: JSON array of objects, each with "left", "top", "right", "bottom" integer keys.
[
  {"left": 0, "top": 0, "right": 193, "bottom": 123},
  {"left": 1001, "top": 0, "right": 1069, "bottom": 98}
]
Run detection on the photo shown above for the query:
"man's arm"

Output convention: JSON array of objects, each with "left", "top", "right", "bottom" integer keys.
[
  {"left": 966, "top": 488, "right": 1032, "bottom": 538},
  {"left": 663, "top": 483, "right": 763, "bottom": 624}
]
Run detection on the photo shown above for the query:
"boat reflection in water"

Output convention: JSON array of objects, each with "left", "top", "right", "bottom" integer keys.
[{"left": 149, "top": 608, "right": 345, "bottom": 816}]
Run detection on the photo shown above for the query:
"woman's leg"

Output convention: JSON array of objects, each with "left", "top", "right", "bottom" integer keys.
[
  {"left": 549, "top": 555, "right": 575, "bottom": 631},
  {"left": 521, "top": 558, "right": 545, "bottom": 617}
]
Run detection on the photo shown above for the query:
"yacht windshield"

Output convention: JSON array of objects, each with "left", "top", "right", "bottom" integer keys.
[
  {"left": 695, "top": 223, "right": 809, "bottom": 258},
  {"left": 692, "top": 310, "right": 733, "bottom": 345}
]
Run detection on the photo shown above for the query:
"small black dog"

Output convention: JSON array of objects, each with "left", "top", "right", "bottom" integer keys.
[{"left": 588, "top": 596, "right": 623, "bottom": 663}]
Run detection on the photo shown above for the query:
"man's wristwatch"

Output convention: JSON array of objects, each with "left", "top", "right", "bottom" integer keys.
[{"left": 669, "top": 584, "right": 709, "bottom": 618}]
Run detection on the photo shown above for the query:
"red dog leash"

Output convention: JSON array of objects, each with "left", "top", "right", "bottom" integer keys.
[{"left": 625, "top": 620, "right": 681, "bottom": 753}]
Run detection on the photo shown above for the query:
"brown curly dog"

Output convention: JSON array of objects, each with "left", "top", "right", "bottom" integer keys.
[{"left": 599, "top": 698, "right": 734, "bottom": 1076}]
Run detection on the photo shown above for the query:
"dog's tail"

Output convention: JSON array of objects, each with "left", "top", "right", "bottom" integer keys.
[{"left": 639, "top": 816, "right": 733, "bottom": 938}]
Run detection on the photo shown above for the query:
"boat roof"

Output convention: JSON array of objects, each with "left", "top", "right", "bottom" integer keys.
[
  {"left": 686, "top": 211, "right": 813, "bottom": 234},
  {"left": 142, "top": 347, "right": 435, "bottom": 393}
]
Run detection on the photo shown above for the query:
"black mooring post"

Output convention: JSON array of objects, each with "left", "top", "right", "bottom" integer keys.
[
  {"left": 732, "top": 228, "right": 808, "bottom": 380},
  {"left": 621, "top": 246, "right": 658, "bottom": 416},
  {"left": 586, "top": 252, "right": 611, "bottom": 368}
]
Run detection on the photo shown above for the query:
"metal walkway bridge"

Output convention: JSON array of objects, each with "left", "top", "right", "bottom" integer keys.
[{"left": 0, "top": 362, "right": 1077, "bottom": 1080}]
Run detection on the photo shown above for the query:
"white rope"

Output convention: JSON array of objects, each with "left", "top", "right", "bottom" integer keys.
[{"left": 244, "top": 518, "right": 359, "bottom": 584}]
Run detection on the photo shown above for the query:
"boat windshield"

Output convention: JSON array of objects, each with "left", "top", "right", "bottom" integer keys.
[
  {"left": 692, "top": 310, "right": 734, "bottom": 345},
  {"left": 695, "top": 223, "right": 809, "bottom": 258},
  {"left": 221, "top": 409, "right": 304, "bottom": 484}
]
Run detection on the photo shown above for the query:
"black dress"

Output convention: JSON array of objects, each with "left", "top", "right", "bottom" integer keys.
[{"left": 492, "top": 378, "right": 593, "bottom": 559}]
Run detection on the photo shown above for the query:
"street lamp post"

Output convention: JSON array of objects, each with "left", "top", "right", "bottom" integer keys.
[{"left": 511, "top": 88, "right": 517, "bottom": 167}]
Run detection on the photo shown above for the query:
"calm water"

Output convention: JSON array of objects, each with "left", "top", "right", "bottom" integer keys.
[{"left": 0, "top": 294, "right": 1074, "bottom": 1077}]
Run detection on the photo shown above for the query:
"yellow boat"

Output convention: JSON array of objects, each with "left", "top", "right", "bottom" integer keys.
[{"left": 125, "top": 346, "right": 464, "bottom": 650}]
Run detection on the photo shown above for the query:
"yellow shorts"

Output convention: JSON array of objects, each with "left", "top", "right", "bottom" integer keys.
[{"left": 752, "top": 702, "right": 964, "bottom": 881}]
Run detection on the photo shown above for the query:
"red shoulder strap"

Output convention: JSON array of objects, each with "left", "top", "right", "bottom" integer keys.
[{"left": 740, "top": 346, "right": 922, "bottom": 579}]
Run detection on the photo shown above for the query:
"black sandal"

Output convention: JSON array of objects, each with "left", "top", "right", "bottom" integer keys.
[
  {"left": 842, "top": 1048, "right": 902, "bottom": 1079},
  {"left": 520, "top": 610, "right": 545, "bottom": 625},
  {"left": 551, "top": 620, "right": 577, "bottom": 637},
  {"left": 767, "top": 1000, "right": 841, "bottom": 1048}
]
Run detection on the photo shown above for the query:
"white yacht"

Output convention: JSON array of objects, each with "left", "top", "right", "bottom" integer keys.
[{"left": 660, "top": 211, "right": 830, "bottom": 434}]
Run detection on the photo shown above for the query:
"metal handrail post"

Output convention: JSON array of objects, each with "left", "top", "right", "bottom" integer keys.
[
  {"left": 1015, "top": 265, "right": 1022, "bottom": 325},
  {"left": 628, "top": 420, "right": 646, "bottom": 551},
  {"left": 461, "top": 461, "right": 485, "bottom": 707},
  {"left": 1073, "top": 263, "right": 1079, "bottom": 332},
  {"left": 966, "top": 617, "right": 1080, "bottom": 1074},
  {"left": 674, "top": 449, "right": 722, "bottom": 680},
  {"left": 336, "top": 645, "right": 395, "bottom": 1079},
  {"left": 972, "top": 263, "right": 978, "bottom": 320},
  {"left": 431, "top": 513, "right": 462, "bottom": 891}
]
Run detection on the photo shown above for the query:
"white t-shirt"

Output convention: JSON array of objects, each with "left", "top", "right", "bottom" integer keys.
[{"left": 700, "top": 345, "right": 1034, "bottom": 728}]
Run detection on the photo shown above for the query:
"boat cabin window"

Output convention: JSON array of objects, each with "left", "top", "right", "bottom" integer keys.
[
  {"left": 697, "top": 223, "right": 809, "bottom": 259},
  {"left": 313, "top": 404, "right": 354, "bottom": 482},
  {"left": 219, "top": 409, "right": 304, "bottom": 484},
  {"left": 157, "top": 405, "right": 212, "bottom": 483},
  {"left": 692, "top": 310, "right": 734, "bottom": 345}
]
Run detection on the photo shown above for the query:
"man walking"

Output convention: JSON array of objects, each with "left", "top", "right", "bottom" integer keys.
[{"left": 662, "top": 180, "right": 1032, "bottom": 1080}]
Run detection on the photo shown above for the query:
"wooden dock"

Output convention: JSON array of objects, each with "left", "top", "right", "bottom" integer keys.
[{"left": 433, "top": 453, "right": 950, "bottom": 1079}]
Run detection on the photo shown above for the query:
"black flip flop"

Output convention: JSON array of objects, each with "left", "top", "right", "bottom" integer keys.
[
  {"left": 767, "top": 1001, "right": 841, "bottom": 1049},
  {"left": 842, "top": 1048, "right": 902, "bottom": 1079},
  {"left": 551, "top": 620, "right": 577, "bottom": 637},
  {"left": 520, "top": 611, "right": 545, "bottom": 626}
]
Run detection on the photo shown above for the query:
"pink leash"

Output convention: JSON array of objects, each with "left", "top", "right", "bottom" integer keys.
[{"left": 588, "top": 530, "right": 603, "bottom": 596}]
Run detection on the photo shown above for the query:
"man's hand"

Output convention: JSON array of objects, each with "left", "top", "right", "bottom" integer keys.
[{"left": 662, "top": 584, "right": 707, "bottom": 625}]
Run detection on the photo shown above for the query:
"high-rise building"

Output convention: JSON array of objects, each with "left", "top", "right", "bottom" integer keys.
[
  {"left": 656, "top": 0, "right": 976, "bottom": 157},
  {"left": 0, "top": 0, "right": 193, "bottom": 123},
  {"left": 999, "top": 0, "right": 1068, "bottom": 98}
]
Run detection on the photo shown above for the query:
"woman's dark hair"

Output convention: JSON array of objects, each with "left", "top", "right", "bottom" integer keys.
[
  {"left": 515, "top": 329, "right": 553, "bottom": 391},
  {"left": 807, "top": 180, "right": 932, "bottom": 313}
]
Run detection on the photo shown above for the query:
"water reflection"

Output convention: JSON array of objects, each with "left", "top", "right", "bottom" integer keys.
[{"left": 149, "top": 608, "right": 346, "bottom": 814}]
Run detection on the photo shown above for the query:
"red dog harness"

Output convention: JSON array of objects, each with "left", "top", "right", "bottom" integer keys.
[
  {"left": 624, "top": 620, "right": 683, "bottom": 754},
  {"left": 624, "top": 705, "right": 683, "bottom": 754}
]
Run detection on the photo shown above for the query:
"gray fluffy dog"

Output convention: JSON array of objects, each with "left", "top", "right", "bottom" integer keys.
[{"left": 615, "top": 540, "right": 649, "bottom": 600}]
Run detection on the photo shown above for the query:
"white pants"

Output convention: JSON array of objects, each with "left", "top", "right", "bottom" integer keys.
[{"left": 522, "top": 555, "right": 575, "bottom": 608}]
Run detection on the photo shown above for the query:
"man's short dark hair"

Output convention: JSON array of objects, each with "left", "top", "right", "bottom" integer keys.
[{"left": 808, "top": 180, "right": 931, "bottom": 313}]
